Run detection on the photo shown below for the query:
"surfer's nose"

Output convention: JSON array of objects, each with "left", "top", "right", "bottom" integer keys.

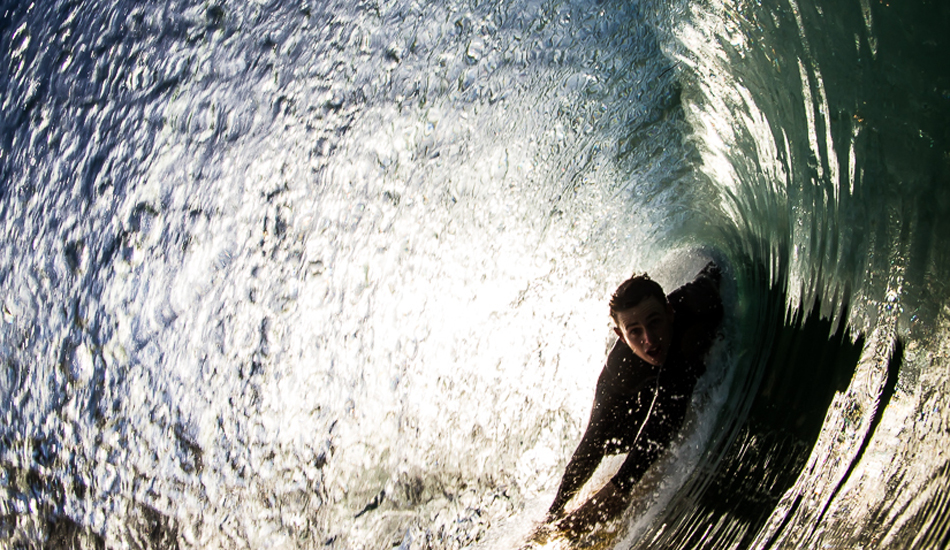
[{"left": 643, "top": 329, "right": 657, "bottom": 346}]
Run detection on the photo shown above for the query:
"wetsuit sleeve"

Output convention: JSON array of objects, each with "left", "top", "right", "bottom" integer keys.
[
  {"left": 548, "top": 342, "right": 653, "bottom": 515},
  {"left": 547, "top": 376, "right": 614, "bottom": 516},
  {"left": 678, "top": 262, "right": 722, "bottom": 314},
  {"left": 670, "top": 262, "right": 724, "bottom": 361},
  {"left": 548, "top": 341, "right": 627, "bottom": 515}
]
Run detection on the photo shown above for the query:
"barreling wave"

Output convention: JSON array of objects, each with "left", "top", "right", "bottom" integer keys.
[
  {"left": 632, "top": 0, "right": 950, "bottom": 548},
  {"left": 0, "top": 0, "right": 947, "bottom": 548}
]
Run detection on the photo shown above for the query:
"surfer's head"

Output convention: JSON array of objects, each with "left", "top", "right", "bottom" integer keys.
[{"left": 610, "top": 274, "right": 674, "bottom": 366}]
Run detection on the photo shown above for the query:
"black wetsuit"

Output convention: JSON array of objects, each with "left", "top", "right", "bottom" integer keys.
[{"left": 549, "top": 264, "right": 723, "bottom": 514}]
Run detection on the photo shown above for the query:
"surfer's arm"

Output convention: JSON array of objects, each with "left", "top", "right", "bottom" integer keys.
[
  {"left": 671, "top": 262, "right": 724, "bottom": 360},
  {"left": 687, "top": 261, "right": 722, "bottom": 313},
  {"left": 547, "top": 400, "right": 611, "bottom": 518},
  {"left": 555, "top": 480, "right": 627, "bottom": 536},
  {"left": 548, "top": 342, "right": 650, "bottom": 518}
]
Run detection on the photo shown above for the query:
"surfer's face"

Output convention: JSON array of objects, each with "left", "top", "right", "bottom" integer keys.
[{"left": 613, "top": 296, "right": 674, "bottom": 366}]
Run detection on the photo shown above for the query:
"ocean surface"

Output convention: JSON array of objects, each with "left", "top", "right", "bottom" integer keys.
[{"left": 1, "top": 0, "right": 948, "bottom": 548}]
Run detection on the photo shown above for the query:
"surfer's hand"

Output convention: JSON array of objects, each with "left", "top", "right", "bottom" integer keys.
[
  {"left": 545, "top": 505, "right": 565, "bottom": 523},
  {"left": 556, "top": 481, "right": 626, "bottom": 537}
]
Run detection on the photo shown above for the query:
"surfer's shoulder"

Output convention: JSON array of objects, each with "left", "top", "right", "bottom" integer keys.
[{"left": 670, "top": 262, "right": 723, "bottom": 315}]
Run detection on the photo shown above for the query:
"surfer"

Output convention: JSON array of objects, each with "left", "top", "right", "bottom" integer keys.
[{"left": 546, "top": 262, "right": 723, "bottom": 536}]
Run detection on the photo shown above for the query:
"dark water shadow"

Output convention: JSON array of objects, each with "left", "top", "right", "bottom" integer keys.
[{"left": 629, "top": 278, "right": 906, "bottom": 549}]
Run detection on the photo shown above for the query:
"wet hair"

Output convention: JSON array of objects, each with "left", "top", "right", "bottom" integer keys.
[{"left": 609, "top": 274, "right": 666, "bottom": 322}]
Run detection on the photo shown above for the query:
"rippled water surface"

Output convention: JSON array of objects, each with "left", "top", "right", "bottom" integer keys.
[{"left": 1, "top": 0, "right": 948, "bottom": 548}]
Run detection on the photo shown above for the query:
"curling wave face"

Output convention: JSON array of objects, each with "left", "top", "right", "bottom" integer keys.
[
  {"left": 0, "top": 0, "right": 948, "bottom": 548},
  {"left": 644, "top": 0, "right": 950, "bottom": 548}
]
